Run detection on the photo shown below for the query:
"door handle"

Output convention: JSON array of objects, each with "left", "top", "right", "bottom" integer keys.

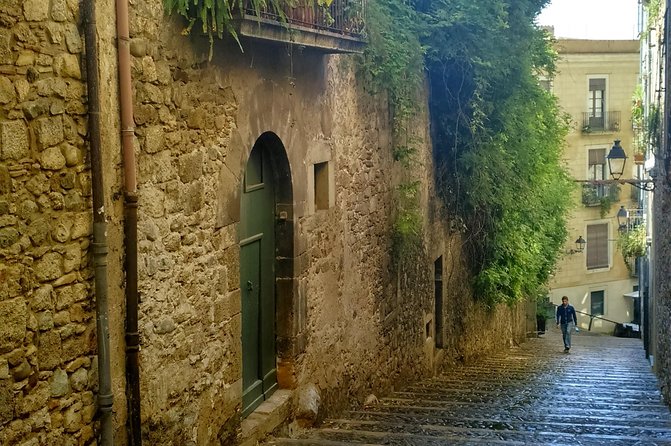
[{"left": 246, "top": 280, "right": 253, "bottom": 291}]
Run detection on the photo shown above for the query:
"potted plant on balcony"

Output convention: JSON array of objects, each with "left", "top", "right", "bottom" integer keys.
[{"left": 617, "top": 225, "right": 647, "bottom": 273}]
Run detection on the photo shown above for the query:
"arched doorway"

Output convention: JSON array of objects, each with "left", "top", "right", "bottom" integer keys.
[{"left": 240, "top": 132, "right": 293, "bottom": 417}]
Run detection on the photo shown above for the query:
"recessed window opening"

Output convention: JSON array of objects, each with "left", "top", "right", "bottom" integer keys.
[
  {"left": 434, "top": 256, "right": 444, "bottom": 348},
  {"left": 314, "top": 161, "right": 329, "bottom": 211}
]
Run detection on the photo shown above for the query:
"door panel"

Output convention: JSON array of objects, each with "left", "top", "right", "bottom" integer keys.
[{"left": 240, "top": 142, "right": 277, "bottom": 418}]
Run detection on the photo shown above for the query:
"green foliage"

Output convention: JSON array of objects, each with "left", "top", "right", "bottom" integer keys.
[
  {"left": 358, "top": 0, "right": 425, "bottom": 257},
  {"left": 618, "top": 225, "right": 647, "bottom": 272}
]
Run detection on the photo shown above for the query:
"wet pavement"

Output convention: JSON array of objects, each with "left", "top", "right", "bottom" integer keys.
[{"left": 266, "top": 328, "right": 671, "bottom": 445}]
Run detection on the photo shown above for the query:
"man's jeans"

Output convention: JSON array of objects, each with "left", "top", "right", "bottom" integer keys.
[{"left": 560, "top": 322, "right": 574, "bottom": 349}]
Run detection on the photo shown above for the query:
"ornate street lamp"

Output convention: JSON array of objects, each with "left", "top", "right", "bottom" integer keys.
[
  {"left": 606, "top": 139, "right": 627, "bottom": 180},
  {"left": 575, "top": 235, "right": 586, "bottom": 253}
]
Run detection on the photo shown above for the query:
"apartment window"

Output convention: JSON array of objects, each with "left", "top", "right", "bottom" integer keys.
[
  {"left": 590, "top": 290, "right": 604, "bottom": 316},
  {"left": 588, "top": 78, "right": 606, "bottom": 129},
  {"left": 314, "top": 161, "right": 329, "bottom": 211},
  {"left": 588, "top": 148, "right": 607, "bottom": 198},
  {"left": 586, "top": 223, "right": 609, "bottom": 270}
]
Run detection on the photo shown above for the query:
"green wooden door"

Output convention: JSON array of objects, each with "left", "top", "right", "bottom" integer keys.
[{"left": 240, "top": 143, "right": 277, "bottom": 418}]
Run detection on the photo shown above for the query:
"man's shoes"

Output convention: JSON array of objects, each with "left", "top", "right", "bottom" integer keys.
[{"left": 563, "top": 347, "right": 569, "bottom": 353}]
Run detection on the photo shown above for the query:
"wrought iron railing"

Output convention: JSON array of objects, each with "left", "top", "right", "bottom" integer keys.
[
  {"left": 242, "top": 0, "right": 366, "bottom": 38},
  {"left": 581, "top": 111, "right": 622, "bottom": 133},
  {"left": 581, "top": 183, "right": 619, "bottom": 207}
]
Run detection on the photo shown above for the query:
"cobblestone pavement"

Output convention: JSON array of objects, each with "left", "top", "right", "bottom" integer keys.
[{"left": 267, "top": 328, "right": 671, "bottom": 445}]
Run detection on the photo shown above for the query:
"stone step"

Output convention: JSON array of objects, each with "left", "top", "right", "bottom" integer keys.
[{"left": 265, "top": 331, "right": 671, "bottom": 446}]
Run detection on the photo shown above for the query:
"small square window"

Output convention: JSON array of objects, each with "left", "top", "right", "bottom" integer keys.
[{"left": 314, "top": 161, "right": 329, "bottom": 211}]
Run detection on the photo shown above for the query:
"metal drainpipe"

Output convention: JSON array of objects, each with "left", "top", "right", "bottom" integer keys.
[
  {"left": 84, "top": 0, "right": 114, "bottom": 443},
  {"left": 115, "top": 0, "right": 141, "bottom": 443}
]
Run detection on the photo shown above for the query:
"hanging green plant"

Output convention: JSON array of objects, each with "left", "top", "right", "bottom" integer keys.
[{"left": 617, "top": 225, "right": 647, "bottom": 271}]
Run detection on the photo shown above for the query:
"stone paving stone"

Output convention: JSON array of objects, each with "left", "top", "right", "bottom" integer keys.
[{"left": 267, "top": 329, "right": 671, "bottom": 445}]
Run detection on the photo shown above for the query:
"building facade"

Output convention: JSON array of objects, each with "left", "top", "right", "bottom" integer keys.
[
  {"left": 548, "top": 39, "right": 640, "bottom": 334},
  {"left": 0, "top": 0, "right": 531, "bottom": 444}
]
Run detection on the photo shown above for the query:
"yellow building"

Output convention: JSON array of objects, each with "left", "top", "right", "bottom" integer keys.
[{"left": 549, "top": 39, "right": 640, "bottom": 334}]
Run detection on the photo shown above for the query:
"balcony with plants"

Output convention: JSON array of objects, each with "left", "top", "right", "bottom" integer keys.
[
  {"left": 581, "top": 111, "right": 621, "bottom": 133},
  {"left": 164, "top": 0, "right": 367, "bottom": 56},
  {"left": 581, "top": 183, "right": 620, "bottom": 216}
]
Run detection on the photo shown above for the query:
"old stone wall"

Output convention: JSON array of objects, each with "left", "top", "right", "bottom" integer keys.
[
  {"left": 1, "top": 0, "right": 529, "bottom": 443},
  {"left": 0, "top": 0, "right": 100, "bottom": 444},
  {"left": 654, "top": 188, "right": 671, "bottom": 404}
]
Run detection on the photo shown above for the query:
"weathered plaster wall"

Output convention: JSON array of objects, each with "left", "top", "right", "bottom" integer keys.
[{"left": 0, "top": 0, "right": 101, "bottom": 444}]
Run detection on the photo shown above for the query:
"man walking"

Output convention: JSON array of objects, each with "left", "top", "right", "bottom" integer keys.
[{"left": 556, "top": 296, "right": 578, "bottom": 353}]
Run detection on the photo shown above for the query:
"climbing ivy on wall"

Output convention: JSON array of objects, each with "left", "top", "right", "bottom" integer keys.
[{"left": 361, "top": 0, "right": 573, "bottom": 306}]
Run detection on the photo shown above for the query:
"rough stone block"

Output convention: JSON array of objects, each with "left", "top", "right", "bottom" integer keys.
[
  {"left": 0, "top": 77, "right": 15, "bottom": 104},
  {"left": 183, "top": 180, "right": 204, "bottom": 215},
  {"left": 0, "top": 298, "right": 27, "bottom": 353},
  {"left": 144, "top": 125, "right": 164, "bottom": 154},
  {"left": 24, "top": 0, "right": 49, "bottom": 21},
  {"left": 34, "top": 116, "right": 64, "bottom": 150},
  {"left": 51, "top": 0, "right": 68, "bottom": 21},
  {"left": 50, "top": 368, "right": 70, "bottom": 397},
  {"left": 0, "top": 120, "right": 29, "bottom": 160},
  {"left": 215, "top": 166, "right": 240, "bottom": 229},
  {"left": 179, "top": 150, "right": 204, "bottom": 183},
  {"left": 40, "top": 146, "right": 67, "bottom": 170},
  {"left": 37, "top": 330, "right": 63, "bottom": 370},
  {"left": 0, "top": 227, "right": 19, "bottom": 248},
  {"left": 0, "top": 379, "right": 14, "bottom": 423},
  {"left": 17, "top": 382, "right": 49, "bottom": 416},
  {"left": 34, "top": 252, "right": 63, "bottom": 282},
  {"left": 53, "top": 53, "right": 80, "bottom": 79}
]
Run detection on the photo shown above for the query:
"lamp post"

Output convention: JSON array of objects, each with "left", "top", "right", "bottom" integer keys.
[{"left": 606, "top": 139, "right": 627, "bottom": 180}]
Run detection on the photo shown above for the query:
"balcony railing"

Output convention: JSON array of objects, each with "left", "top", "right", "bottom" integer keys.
[
  {"left": 581, "top": 111, "right": 621, "bottom": 133},
  {"left": 238, "top": 0, "right": 366, "bottom": 53},
  {"left": 581, "top": 183, "right": 620, "bottom": 207}
]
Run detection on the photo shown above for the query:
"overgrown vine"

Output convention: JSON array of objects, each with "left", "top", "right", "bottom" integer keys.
[{"left": 361, "top": 0, "right": 573, "bottom": 306}]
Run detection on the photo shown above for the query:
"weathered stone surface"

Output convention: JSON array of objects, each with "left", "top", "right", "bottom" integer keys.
[
  {"left": 23, "top": 0, "right": 49, "bottom": 21},
  {"left": 64, "top": 24, "right": 82, "bottom": 53},
  {"left": 0, "top": 165, "right": 11, "bottom": 195},
  {"left": 0, "top": 227, "right": 20, "bottom": 248},
  {"left": 50, "top": 368, "right": 70, "bottom": 397},
  {"left": 182, "top": 180, "right": 204, "bottom": 215},
  {"left": 179, "top": 150, "right": 203, "bottom": 183},
  {"left": 51, "top": 0, "right": 69, "bottom": 21},
  {"left": 0, "top": 76, "right": 15, "bottom": 104},
  {"left": 70, "top": 212, "right": 91, "bottom": 239},
  {"left": 144, "top": 125, "right": 165, "bottom": 154},
  {"left": 53, "top": 53, "right": 80, "bottom": 79},
  {"left": 61, "top": 143, "right": 81, "bottom": 166},
  {"left": 296, "top": 383, "right": 321, "bottom": 425},
  {"left": 0, "top": 298, "right": 27, "bottom": 353},
  {"left": 0, "top": 379, "right": 13, "bottom": 423},
  {"left": 34, "top": 116, "right": 64, "bottom": 150},
  {"left": 0, "top": 120, "right": 29, "bottom": 160},
  {"left": 70, "top": 367, "right": 87, "bottom": 391},
  {"left": 37, "top": 330, "right": 62, "bottom": 370},
  {"left": 17, "top": 382, "right": 49, "bottom": 416},
  {"left": 11, "top": 359, "right": 31, "bottom": 380},
  {"left": 63, "top": 403, "right": 81, "bottom": 432},
  {"left": 34, "top": 252, "right": 63, "bottom": 282},
  {"left": 31, "top": 285, "right": 54, "bottom": 311},
  {"left": 36, "top": 311, "right": 54, "bottom": 331},
  {"left": 40, "top": 146, "right": 67, "bottom": 170}
]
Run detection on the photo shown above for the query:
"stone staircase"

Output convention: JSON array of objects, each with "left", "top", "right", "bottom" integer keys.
[{"left": 266, "top": 329, "right": 671, "bottom": 445}]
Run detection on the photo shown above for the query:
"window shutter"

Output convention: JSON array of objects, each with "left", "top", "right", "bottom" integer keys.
[
  {"left": 588, "top": 148, "right": 606, "bottom": 165},
  {"left": 587, "top": 223, "right": 609, "bottom": 269},
  {"left": 589, "top": 78, "right": 606, "bottom": 91}
]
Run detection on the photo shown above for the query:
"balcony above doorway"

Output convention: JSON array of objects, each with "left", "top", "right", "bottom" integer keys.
[
  {"left": 581, "top": 111, "right": 621, "bottom": 133},
  {"left": 237, "top": 0, "right": 367, "bottom": 54}
]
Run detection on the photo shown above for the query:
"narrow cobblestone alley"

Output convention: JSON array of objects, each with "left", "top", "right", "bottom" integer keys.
[{"left": 267, "top": 329, "right": 671, "bottom": 445}]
